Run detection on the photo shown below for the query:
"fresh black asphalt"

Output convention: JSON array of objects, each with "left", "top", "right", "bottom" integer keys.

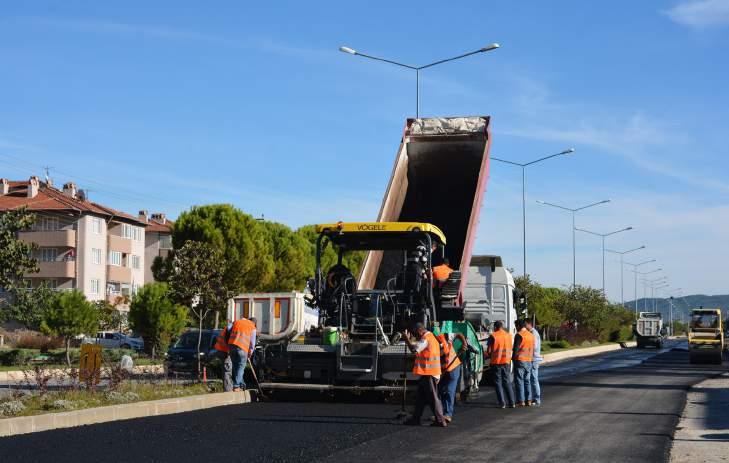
[{"left": 1, "top": 343, "right": 725, "bottom": 463}]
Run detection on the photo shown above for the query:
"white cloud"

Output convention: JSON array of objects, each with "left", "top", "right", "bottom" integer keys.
[{"left": 664, "top": 0, "right": 729, "bottom": 28}]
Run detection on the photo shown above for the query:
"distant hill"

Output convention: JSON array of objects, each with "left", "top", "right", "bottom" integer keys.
[{"left": 623, "top": 294, "right": 729, "bottom": 323}]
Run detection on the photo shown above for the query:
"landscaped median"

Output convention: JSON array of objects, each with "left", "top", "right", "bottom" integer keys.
[
  {"left": 541, "top": 340, "right": 637, "bottom": 364},
  {"left": 0, "top": 388, "right": 250, "bottom": 437},
  {"left": 0, "top": 364, "right": 163, "bottom": 382}
]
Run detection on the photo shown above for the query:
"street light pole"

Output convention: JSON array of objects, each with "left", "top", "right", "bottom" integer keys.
[
  {"left": 574, "top": 226, "right": 634, "bottom": 296},
  {"left": 491, "top": 148, "right": 576, "bottom": 277},
  {"left": 626, "top": 260, "right": 657, "bottom": 316},
  {"left": 605, "top": 246, "right": 646, "bottom": 307},
  {"left": 536, "top": 199, "right": 610, "bottom": 287},
  {"left": 339, "top": 44, "right": 500, "bottom": 118}
]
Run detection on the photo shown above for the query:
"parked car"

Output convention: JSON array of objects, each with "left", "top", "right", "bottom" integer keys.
[
  {"left": 83, "top": 331, "right": 144, "bottom": 351},
  {"left": 164, "top": 329, "right": 222, "bottom": 377}
]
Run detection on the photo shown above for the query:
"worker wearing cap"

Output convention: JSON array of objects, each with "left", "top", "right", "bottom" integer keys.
[
  {"left": 487, "top": 320, "right": 515, "bottom": 408},
  {"left": 227, "top": 317, "right": 257, "bottom": 392},
  {"left": 436, "top": 332, "right": 467, "bottom": 422},
  {"left": 402, "top": 323, "right": 446, "bottom": 427},
  {"left": 213, "top": 320, "right": 234, "bottom": 392},
  {"left": 513, "top": 319, "right": 535, "bottom": 406}
]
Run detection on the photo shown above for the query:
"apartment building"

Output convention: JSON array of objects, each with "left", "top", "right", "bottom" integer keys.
[
  {"left": 0, "top": 177, "right": 146, "bottom": 306},
  {"left": 138, "top": 210, "right": 174, "bottom": 283}
]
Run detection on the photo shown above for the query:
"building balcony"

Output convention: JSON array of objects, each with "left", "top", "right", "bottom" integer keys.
[
  {"left": 107, "top": 234, "right": 132, "bottom": 254},
  {"left": 106, "top": 265, "right": 132, "bottom": 283},
  {"left": 19, "top": 230, "right": 76, "bottom": 248},
  {"left": 34, "top": 260, "right": 76, "bottom": 278}
]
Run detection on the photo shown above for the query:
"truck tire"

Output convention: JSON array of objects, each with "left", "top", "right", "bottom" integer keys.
[{"left": 636, "top": 340, "right": 643, "bottom": 349}]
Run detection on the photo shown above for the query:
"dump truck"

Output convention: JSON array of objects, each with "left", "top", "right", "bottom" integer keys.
[
  {"left": 688, "top": 307, "right": 724, "bottom": 364},
  {"left": 256, "top": 116, "right": 492, "bottom": 394},
  {"left": 634, "top": 312, "right": 665, "bottom": 349}
]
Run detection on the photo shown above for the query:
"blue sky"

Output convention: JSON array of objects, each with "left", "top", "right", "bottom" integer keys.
[{"left": 1, "top": 1, "right": 728, "bottom": 299}]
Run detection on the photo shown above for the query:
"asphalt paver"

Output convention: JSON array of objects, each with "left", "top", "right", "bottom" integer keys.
[{"left": 1, "top": 343, "right": 724, "bottom": 463}]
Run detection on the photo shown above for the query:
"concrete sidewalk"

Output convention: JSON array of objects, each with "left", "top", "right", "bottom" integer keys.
[{"left": 670, "top": 373, "right": 729, "bottom": 463}]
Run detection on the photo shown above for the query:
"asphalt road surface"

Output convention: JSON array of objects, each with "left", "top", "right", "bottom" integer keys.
[{"left": 1, "top": 340, "right": 726, "bottom": 463}]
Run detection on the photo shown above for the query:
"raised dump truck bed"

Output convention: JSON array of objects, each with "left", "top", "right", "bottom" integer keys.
[{"left": 360, "top": 116, "right": 492, "bottom": 305}]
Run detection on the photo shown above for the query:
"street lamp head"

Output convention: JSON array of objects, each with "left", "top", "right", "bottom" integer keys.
[
  {"left": 562, "top": 148, "right": 576, "bottom": 155},
  {"left": 480, "top": 43, "right": 501, "bottom": 52},
  {"left": 339, "top": 46, "right": 357, "bottom": 55},
  {"left": 536, "top": 200, "right": 545, "bottom": 204},
  {"left": 626, "top": 227, "right": 633, "bottom": 231}
]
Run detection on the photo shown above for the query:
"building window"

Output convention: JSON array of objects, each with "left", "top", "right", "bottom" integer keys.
[
  {"left": 122, "top": 224, "right": 143, "bottom": 241},
  {"left": 36, "top": 216, "right": 60, "bottom": 231},
  {"left": 132, "top": 283, "right": 140, "bottom": 295},
  {"left": 40, "top": 248, "right": 58, "bottom": 262},
  {"left": 90, "top": 279, "right": 100, "bottom": 294},
  {"left": 130, "top": 255, "right": 141, "bottom": 270},
  {"left": 47, "top": 279, "right": 57, "bottom": 289},
  {"left": 108, "top": 251, "right": 122, "bottom": 266},
  {"left": 92, "top": 217, "right": 102, "bottom": 234},
  {"left": 159, "top": 234, "right": 172, "bottom": 250},
  {"left": 92, "top": 248, "right": 102, "bottom": 265}
]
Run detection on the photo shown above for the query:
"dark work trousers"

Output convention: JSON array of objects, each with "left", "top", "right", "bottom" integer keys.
[
  {"left": 491, "top": 363, "right": 515, "bottom": 406},
  {"left": 413, "top": 375, "right": 445, "bottom": 424}
]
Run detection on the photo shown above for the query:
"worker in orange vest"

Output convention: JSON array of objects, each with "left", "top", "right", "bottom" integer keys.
[
  {"left": 402, "top": 323, "right": 446, "bottom": 427},
  {"left": 432, "top": 258, "right": 454, "bottom": 288},
  {"left": 436, "top": 332, "right": 467, "bottom": 422},
  {"left": 213, "top": 320, "right": 234, "bottom": 392},
  {"left": 227, "top": 317, "right": 257, "bottom": 392},
  {"left": 513, "top": 319, "right": 535, "bottom": 406},
  {"left": 487, "top": 320, "right": 516, "bottom": 408}
]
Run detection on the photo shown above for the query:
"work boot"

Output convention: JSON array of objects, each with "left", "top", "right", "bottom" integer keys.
[
  {"left": 430, "top": 421, "right": 447, "bottom": 427},
  {"left": 516, "top": 402, "right": 526, "bottom": 407}
]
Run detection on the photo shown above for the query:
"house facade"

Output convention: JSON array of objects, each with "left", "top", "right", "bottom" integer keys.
[{"left": 0, "top": 177, "right": 147, "bottom": 306}]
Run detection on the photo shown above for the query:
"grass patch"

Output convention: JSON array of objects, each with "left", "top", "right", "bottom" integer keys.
[{"left": 1, "top": 382, "right": 218, "bottom": 418}]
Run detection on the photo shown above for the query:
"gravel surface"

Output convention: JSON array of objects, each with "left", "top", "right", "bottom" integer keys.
[{"left": 1, "top": 341, "right": 724, "bottom": 463}]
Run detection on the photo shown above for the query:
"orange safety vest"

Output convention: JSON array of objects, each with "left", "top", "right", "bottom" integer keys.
[
  {"left": 413, "top": 331, "right": 442, "bottom": 376},
  {"left": 489, "top": 329, "right": 512, "bottom": 365},
  {"left": 213, "top": 327, "right": 229, "bottom": 354},
  {"left": 437, "top": 334, "right": 462, "bottom": 372},
  {"left": 433, "top": 264, "right": 454, "bottom": 282},
  {"left": 228, "top": 318, "right": 255, "bottom": 355},
  {"left": 515, "top": 328, "right": 534, "bottom": 362}
]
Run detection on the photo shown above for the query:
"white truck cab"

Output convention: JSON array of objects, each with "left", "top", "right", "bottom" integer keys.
[{"left": 463, "top": 255, "right": 517, "bottom": 338}]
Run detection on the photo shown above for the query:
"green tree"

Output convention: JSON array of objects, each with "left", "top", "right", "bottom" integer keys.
[
  {"left": 168, "top": 241, "right": 228, "bottom": 375},
  {"left": 151, "top": 254, "right": 174, "bottom": 282},
  {"left": 296, "top": 225, "right": 366, "bottom": 277},
  {"left": 95, "top": 300, "right": 127, "bottom": 332},
  {"left": 0, "top": 208, "right": 39, "bottom": 311},
  {"left": 260, "top": 221, "right": 313, "bottom": 292},
  {"left": 514, "top": 275, "right": 566, "bottom": 340},
  {"left": 41, "top": 290, "right": 99, "bottom": 366},
  {"left": 4, "top": 283, "right": 56, "bottom": 330},
  {"left": 128, "top": 283, "right": 188, "bottom": 358},
  {"left": 557, "top": 285, "right": 612, "bottom": 338},
  {"left": 173, "top": 204, "right": 274, "bottom": 292}
]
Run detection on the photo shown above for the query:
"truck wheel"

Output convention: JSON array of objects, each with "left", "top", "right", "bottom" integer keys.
[
  {"left": 121, "top": 344, "right": 131, "bottom": 350},
  {"left": 636, "top": 341, "right": 643, "bottom": 349}
]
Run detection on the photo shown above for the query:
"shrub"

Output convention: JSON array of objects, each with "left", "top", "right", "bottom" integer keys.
[
  {"left": 548, "top": 340, "right": 570, "bottom": 349},
  {"left": 48, "top": 399, "right": 76, "bottom": 411},
  {"left": 0, "top": 400, "right": 25, "bottom": 417},
  {"left": 104, "top": 391, "right": 139, "bottom": 403},
  {"left": 12, "top": 330, "right": 63, "bottom": 351},
  {"left": 0, "top": 349, "right": 36, "bottom": 366}
]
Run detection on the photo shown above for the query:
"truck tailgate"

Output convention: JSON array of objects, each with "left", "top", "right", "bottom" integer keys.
[{"left": 359, "top": 116, "right": 492, "bottom": 297}]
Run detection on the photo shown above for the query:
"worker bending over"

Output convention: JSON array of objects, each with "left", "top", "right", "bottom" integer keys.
[
  {"left": 487, "top": 321, "right": 515, "bottom": 408},
  {"left": 513, "top": 319, "right": 535, "bottom": 407},
  {"left": 402, "top": 323, "right": 447, "bottom": 427},
  {"left": 227, "top": 317, "right": 257, "bottom": 392},
  {"left": 436, "top": 332, "right": 467, "bottom": 422},
  {"left": 213, "top": 320, "right": 234, "bottom": 392}
]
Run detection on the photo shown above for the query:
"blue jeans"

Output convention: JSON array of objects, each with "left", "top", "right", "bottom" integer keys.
[
  {"left": 230, "top": 346, "right": 247, "bottom": 389},
  {"left": 514, "top": 360, "right": 533, "bottom": 403},
  {"left": 530, "top": 361, "right": 541, "bottom": 404},
  {"left": 438, "top": 364, "right": 461, "bottom": 417},
  {"left": 491, "top": 364, "right": 515, "bottom": 406}
]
